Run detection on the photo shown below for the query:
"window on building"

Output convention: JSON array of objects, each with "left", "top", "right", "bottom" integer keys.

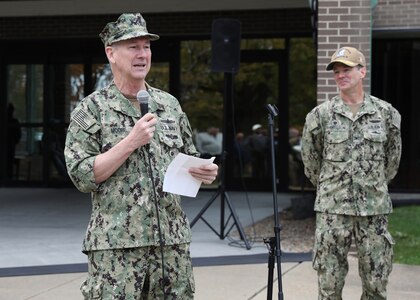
[{"left": 6, "top": 64, "right": 44, "bottom": 181}]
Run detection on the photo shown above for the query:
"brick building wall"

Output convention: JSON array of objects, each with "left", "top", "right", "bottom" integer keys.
[
  {"left": 317, "top": 0, "right": 372, "bottom": 104},
  {"left": 373, "top": 0, "right": 420, "bottom": 29}
]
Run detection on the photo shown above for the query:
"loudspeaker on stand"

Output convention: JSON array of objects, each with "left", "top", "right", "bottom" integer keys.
[{"left": 211, "top": 19, "right": 241, "bottom": 74}]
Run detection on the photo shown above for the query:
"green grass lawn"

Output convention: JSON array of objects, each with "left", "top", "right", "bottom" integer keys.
[{"left": 389, "top": 205, "right": 420, "bottom": 265}]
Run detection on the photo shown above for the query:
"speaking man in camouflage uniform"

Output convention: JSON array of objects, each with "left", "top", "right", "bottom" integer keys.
[
  {"left": 64, "top": 13, "right": 218, "bottom": 299},
  {"left": 301, "top": 47, "right": 401, "bottom": 299}
]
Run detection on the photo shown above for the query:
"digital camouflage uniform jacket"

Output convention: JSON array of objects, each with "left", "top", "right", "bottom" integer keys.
[
  {"left": 301, "top": 94, "right": 401, "bottom": 216},
  {"left": 65, "top": 82, "right": 199, "bottom": 253}
]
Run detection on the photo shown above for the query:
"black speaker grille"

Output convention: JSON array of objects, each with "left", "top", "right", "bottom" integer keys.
[{"left": 211, "top": 19, "right": 241, "bottom": 73}]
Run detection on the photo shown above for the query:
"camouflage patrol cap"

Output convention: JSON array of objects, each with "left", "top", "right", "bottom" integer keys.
[
  {"left": 326, "top": 47, "right": 366, "bottom": 71},
  {"left": 99, "top": 13, "right": 160, "bottom": 46}
]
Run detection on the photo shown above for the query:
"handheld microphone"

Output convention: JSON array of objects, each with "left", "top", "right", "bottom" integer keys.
[{"left": 136, "top": 90, "right": 150, "bottom": 116}]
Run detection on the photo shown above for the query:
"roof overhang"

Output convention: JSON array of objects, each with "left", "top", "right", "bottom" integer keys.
[
  {"left": 0, "top": 0, "right": 309, "bottom": 17},
  {"left": 373, "top": 27, "right": 420, "bottom": 39}
]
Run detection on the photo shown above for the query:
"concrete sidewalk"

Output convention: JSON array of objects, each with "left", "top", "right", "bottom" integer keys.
[
  {"left": 1, "top": 188, "right": 420, "bottom": 299},
  {"left": 1, "top": 258, "right": 420, "bottom": 299}
]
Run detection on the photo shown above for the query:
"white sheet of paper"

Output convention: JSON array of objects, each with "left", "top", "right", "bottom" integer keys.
[{"left": 163, "top": 153, "right": 215, "bottom": 198}]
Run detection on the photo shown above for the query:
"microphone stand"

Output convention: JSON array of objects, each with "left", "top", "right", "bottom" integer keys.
[
  {"left": 265, "top": 104, "right": 284, "bottom": 300},
  {"left": 190, "top": 72, "right": 251, "bottom": 249}
]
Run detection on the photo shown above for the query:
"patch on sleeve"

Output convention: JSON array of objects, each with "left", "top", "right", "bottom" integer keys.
[
  {"left": 391, "top": 108, "right": 401, "bottom": 130},
  {"left": 72, "top": 109, "right": 97, "bottom": 131},
  {"left": 305, "top": 113, "right": 319, "bottom": 132}
]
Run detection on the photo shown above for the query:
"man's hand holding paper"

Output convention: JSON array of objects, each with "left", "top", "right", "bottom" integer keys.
[{"left": 163, "top": 153, "right": 218, "bottom": 197}]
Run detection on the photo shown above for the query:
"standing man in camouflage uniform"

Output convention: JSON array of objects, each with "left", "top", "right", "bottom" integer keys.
[
  {"left": 301, "top": 47, "right": 401, "bottom": 299},
  {"left": 65, "top": 13, "right": 218, "bottom": 300}
]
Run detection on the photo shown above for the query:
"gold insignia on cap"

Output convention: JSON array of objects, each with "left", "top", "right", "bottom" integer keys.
[{"left": 326, "top": 46, "right": 366, "bottom": 71}]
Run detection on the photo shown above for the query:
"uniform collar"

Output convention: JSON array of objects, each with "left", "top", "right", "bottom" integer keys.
[
  {"left": 106, "top": 81, "right": 164, "bottom": 117},
  {"left": 331, "top": 94, "right": 376, "bottom": 119}
]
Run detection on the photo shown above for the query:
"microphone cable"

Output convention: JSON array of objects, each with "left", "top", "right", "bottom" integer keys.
[
  {"left": 137, "top": 90, "right": 166, "bottom": 299},
  {"left": 224, "top": 77, "right": 258, "bottom": 249},
  {"left": 144, "top": 144, "right": 167, "bottom": 300}
]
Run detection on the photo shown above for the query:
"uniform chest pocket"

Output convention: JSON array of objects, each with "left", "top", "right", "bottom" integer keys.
[
  {"left": 363, "top": 128, "right": 386, "bottom": 160},
  {"left": 157, "top": 116, "right": 184, "bottom": 162},
  {"left": 157, "top": 117, "right": 183, "bottom": 148},
  {"left": 364, "top": 119, "right": 387, "bottom": 142},
  {"left": 158, "top": 131, "right": 184, "bottom": 149},
  {"left": 102, "top": 124, "right": 137, "bottom": 177},
  {"left": 156, "top": 131, "right": 184, "bottom": 161},
  {"left": 324, "top": 129, "right": 350, "bottom": 161},
  {"left": 325, "top": 129, "right": 349, "bottom": 144},
  {"left": 363, "top": 129, "right": 387, "bottom": 143}
]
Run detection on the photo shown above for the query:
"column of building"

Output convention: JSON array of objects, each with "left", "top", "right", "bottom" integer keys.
[{"left": 317, "top": 0, "right": 372, "bottom": 104}]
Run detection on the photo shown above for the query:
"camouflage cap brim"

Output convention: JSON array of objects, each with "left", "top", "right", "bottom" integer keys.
[
  {"left": 99, "top": 13, "right": 160, "bottom": 46},
  {"left": 106, "top": 26, "right": 160, "bottom": 46}
]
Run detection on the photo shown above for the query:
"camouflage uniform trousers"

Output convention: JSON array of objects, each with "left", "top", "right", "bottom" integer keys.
[
  {"left": 313, "top": 213, "right": 394, "bottom": 300},
  {"left": 81, "top": 243, "right": 195, "bottom": 300}
]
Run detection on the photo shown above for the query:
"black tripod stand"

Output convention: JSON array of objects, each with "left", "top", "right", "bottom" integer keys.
[
  {"left": 265, "top": 104, "right": 284, "bottom": 300},
  {"left": 190, "top": 72, "right": 251, "bottom": 250}
]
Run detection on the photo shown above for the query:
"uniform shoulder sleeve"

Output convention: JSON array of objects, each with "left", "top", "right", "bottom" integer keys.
[
  {"left": 370, "top": 96, "right": 402, "bottom": 183},
  {"left": 301, "top": 106, "right": 325, "bottom": 187},
  {"left": 305, "top": 100, "right": 331, "bottom": 135},
  {"left": 390, "top": 106, "right": 401, "bottom": 130},
  {"left": 370, "top": 95, "right": 401, "bottom": 130},
  {"left": 70, "top": 96, "right": 102, "bottom": 134},
  {"left": 65, "top": 96, "right": 102, "bottom": 193}
]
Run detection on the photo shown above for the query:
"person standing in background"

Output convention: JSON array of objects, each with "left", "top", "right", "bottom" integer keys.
[
  {"left": 245, "top": 124, "right": 268, "bottom": 178},
  {"left": 301, "top": 46, "right": 401, "bottom": 299},
  {"left": 7, "top": 103, "right": 21, "bottom": 179},
  {"left": 195, "top": 126, "right": 223, "bottom": 163}
]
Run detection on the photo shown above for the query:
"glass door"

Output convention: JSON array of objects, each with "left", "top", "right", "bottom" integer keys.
[
  {"left": 178, "top": 38, "right": 318, "bottom": 191},
  {"left": 226, "top": 50, "right": 288, "bottom": 191},
  {"left": 6, "top": 64, "right": 44, "bottom": 183}
]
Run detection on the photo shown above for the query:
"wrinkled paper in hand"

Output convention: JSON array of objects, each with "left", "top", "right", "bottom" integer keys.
[{"left": 163, "top": 153, "right": 215, "bottom": 198}]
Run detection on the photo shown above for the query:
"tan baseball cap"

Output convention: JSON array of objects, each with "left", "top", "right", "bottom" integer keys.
[
  {"left": 99, "top": 13, "right": 160, "bottom": 47},
  {"left": 326, "top": 47, "right": 366, "bottom": 71}
]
